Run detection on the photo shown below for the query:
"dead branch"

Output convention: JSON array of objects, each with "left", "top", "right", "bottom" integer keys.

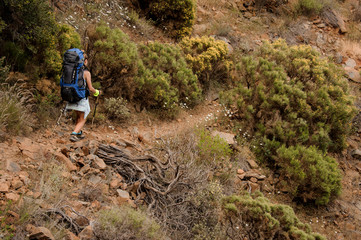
[
  {"left": 96, "top": 143, "right": 209, "bottom": 237},
  {"left": 42, "top": 206, "right": 86, "bottom": 234}
]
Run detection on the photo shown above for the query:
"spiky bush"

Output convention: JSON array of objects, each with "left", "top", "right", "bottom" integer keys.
[
  {"left": 221, "top": 39, "right": 355, "bottom": 204},
  {"left": 87, "top": 24, "right": 139, "bottom": 98},
  {"left": 180, "top": 36, "right": 232, "bottom": 87},
  {"left": 136, "top": 41, "right": 201, "bottom": 112},
  {"left": 93, "top": 206, "right": 167, "bottom": 240},
  {"left": 276, "top": 145, "right": 341, "bottom": 205},
  {"left": 222, "top": 192, "right": 326, "bottom": 239},
  {"left": 139, "top": 0, "right": 196, "bottom": 38}
]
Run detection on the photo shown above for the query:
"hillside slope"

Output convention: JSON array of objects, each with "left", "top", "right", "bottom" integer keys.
[{"left": 1, "top": 0, "right": 361, "bottom": 239}]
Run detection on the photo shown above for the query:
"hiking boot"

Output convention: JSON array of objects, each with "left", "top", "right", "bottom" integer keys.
[
  {"left": 70, "top": 131, "right": 85, "bottom": 142},
  {"left": 70, "top": 135, "right": 80, "bottom": 142},
  {"left": 77, "top": 130, "right": 85, "bottom": 139}
]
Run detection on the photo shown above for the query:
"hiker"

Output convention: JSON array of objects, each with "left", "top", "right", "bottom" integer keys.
[{"left": 62, "top": 50, "right": 100, "bottom": 142}]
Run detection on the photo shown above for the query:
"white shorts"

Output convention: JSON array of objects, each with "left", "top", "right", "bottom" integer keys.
[{"left": 66, "top": 98, "right": 90, "bottom": 119}]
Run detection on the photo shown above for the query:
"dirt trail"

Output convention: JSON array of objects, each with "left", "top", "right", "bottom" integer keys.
[{"left": 80, "top": 99, "right": 224, "bottom": 147}]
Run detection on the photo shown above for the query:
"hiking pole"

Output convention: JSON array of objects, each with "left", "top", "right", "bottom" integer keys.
[
  {"left": 91, "top": 95, "right": 100, "bottom": 127},
  {"left": 53, "top": 102, "right": 67, "bottom": 131}
]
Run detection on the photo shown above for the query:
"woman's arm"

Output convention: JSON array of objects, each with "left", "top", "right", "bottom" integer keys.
[{"left": 84, "top": 70, "right": 96, "bottom": 94}]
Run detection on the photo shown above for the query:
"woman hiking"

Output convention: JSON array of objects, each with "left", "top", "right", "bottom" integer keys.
[{"left": 65, "top": 51, "right": 100, "bottom": 142}]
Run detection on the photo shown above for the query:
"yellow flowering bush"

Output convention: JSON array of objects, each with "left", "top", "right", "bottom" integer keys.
[
  {"left": 180, "top": 36, "right": 232, "bottom": 87},
  {"left": 57, "top": 24, "right": 81, "bottom": 54}
]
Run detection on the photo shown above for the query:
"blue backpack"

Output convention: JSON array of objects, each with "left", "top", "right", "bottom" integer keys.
[{"left": 60, "top": 48, "right": 89, "bottom": 103}]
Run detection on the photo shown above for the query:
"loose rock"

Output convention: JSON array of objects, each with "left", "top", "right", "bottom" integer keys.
[{"left": 28, "top": 226, "right": 55, "bottom": 240}]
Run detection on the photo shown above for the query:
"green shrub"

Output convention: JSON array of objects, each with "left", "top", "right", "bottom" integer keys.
[
  {"left": 87, "top": 23, "right": 139, "bottom": 98},
  {"left": 179, "top": 36, "right": 232, "bottom": 87},
  {"left": 0, "top": 83, "right": 33, "bottom": 136},
  {"left": 197, "top": 128, "right": 232, "bottom": 165},
  {"left": 294, "top": 0, "right": 325, "bottom": 15},
  {"left": 39, "top": 23, "right": 81, "bottom": 79},
  {"left": 222, "top": 192, "right": 326, "bottom": 240},
  {"left": 276, "top": 145, "right": 341, "bottom": 205},
  {"left": 1, "top": 41, "right": 28, "bottom": 73},
  {"left": 104, "top": 97, "right": 130, "bottom": 122},
  {"left": 136, "top": 41, "right": 201, "bottom": 112},
  {"left": 221, "top": 39, "right": 355, "bottom": 204},
  {"left": 93, "top": 206, "right": 167, "bottom": 240},
  {"left": 139, "top": 0, "right": 196, "bottom": 38},
  {"left": 0, "top": 17, "right": 5, "bottom": 33},
  {"left": 0, "top": 1, "right": 81, "bottom": 80},
  {"left": 191, "top": 181, "right": 226, "bottom": 240},
  {"left": 0, "top": 0, "right": 58, "bottom": 73}
]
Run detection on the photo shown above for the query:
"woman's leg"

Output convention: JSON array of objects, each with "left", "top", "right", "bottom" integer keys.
[{"left": 73, "top": 111, "right": 86, "bottom": 133}]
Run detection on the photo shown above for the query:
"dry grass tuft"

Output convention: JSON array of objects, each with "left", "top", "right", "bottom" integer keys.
[
  {"left": 339, "top": 39, "right": 361, "bottom": 60},
  {"left": 0, "top": 82, "right": 34, "bottom": 138}
]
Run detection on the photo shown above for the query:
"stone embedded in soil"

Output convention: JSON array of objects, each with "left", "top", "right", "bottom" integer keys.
[
  {"left": 0, "top": 182, "right": 10, "bottom": 192},
  {"left": 88, "top": 175, "right": 102, "bottom": 185},
  {"left": 54, "top": 151, "right": 77, "bottom": 171},
  {"left": 65, "top": 230, "right": 80, "bottom": 240},
  {"left": 6, "top": 160, "right": 21, "bottom": 172},
  {"left": 237, "top": 173, "right": 246, "bottom": 180},
  {"left": 211, "top": 131, "right": 236, "bottom": 145},
  {"left": 344, "top": 67, "right": 361, "bottom": 83},
  {"left": 345, "top": 58, "right": 357, "bottom": 68},
  {"left": 28, "top": 225, "right": 55, "bottom": 240},
  {"left": 351, "top": 149, "right": 361, "bottom": 160},
  {"left": 74, "top": 215, "right": 89, "bottom": 227},
  {"left": 11, "top": 178, "right": 23, "bottom": 189},
  {"left": 6, "top": 192, "right": 20, "bottom": 201},
  {"left": 237, "top": 169, "right": 245, "bottom": 175},
  {"left": 18, "top": 137, "right": 44, "bottom": 160},
  {"left": 249, "top": 182, "right": 260, "bottom": 193},
  {"left": 250, "top": 177, "right": 258, "bottom": 183},
  {"left": 117, "top": 189, "right": 130, "bottom": 202},
  {"left": 78, "top": 225, "right": 94, "bottom": 240},
  {"left": 91, "top": 155, "right": 107, "bottom": 170},
  {"left": 247, "top": 159, "right": 259, "bottom": 169},
  {"left": 109, "top": 179, "right": 119, "bottom": 188}
]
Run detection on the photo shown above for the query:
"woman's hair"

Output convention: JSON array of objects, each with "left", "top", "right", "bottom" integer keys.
[{"left": 81, "top": 49, "right": 88, "bottom": 60}]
